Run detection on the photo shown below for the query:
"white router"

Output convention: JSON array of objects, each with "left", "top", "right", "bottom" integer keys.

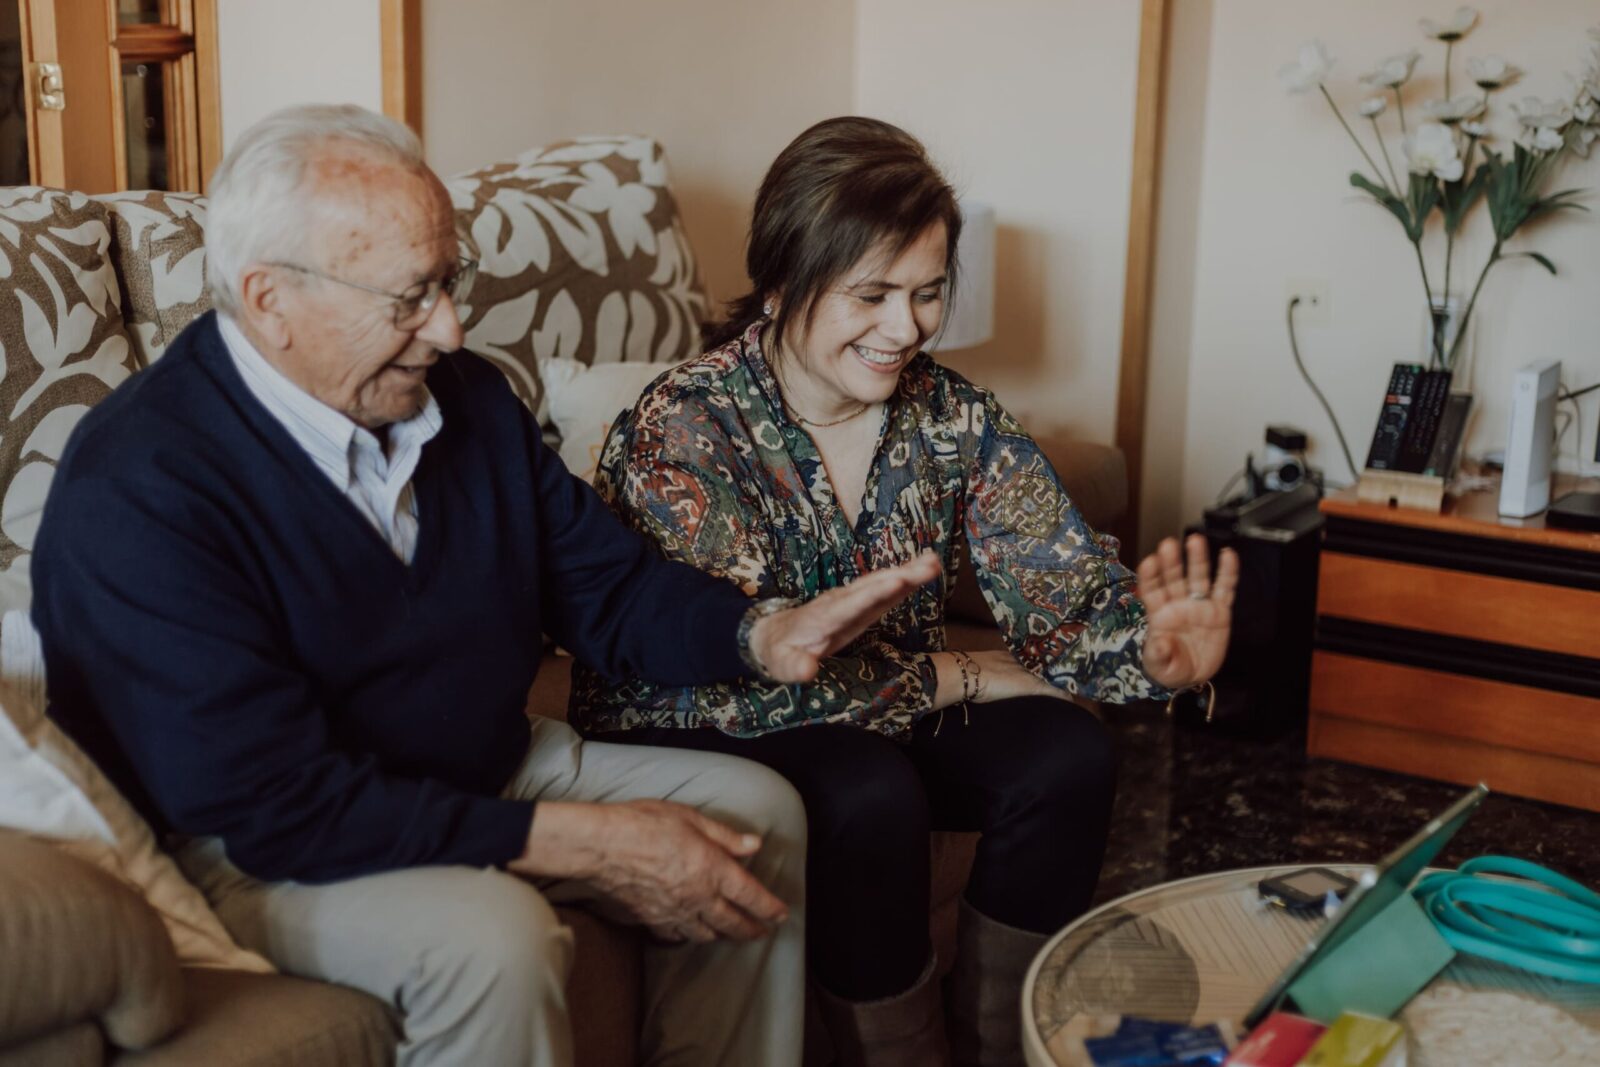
[{"left": 1498, "top": 359, "right": 1562, "bottom": 518}]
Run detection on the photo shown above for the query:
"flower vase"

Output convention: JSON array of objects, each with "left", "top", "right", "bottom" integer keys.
[
  {"left": 1423, "top": 293, "right": 1475, "bottom": 391},
  {"left": 1424, "top": 293, "right": 1475, "bottom": 483}
]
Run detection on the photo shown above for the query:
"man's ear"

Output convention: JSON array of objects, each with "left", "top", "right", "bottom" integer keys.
[{"left": 237, "top": 265, "right": 293, "bottom": 350}]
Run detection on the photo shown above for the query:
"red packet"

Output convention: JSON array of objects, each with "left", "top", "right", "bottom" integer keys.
[{"left": 1225, "top": 1012, "right": 1327, "bottom": 1067}]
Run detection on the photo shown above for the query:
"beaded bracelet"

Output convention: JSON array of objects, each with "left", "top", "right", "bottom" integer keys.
[
  {"left": 952, "top": 651, "right": 978, "bottom": 727},
  {"left": 934, "top": 651, "right": 980, "bottom": 736}
]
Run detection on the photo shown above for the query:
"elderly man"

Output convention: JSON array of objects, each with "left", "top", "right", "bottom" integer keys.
[{"left": 33, "top": 104, "right": 939, "bottom": 1066}]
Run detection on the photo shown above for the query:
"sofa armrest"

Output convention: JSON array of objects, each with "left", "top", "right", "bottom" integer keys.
[
  {"left": 0, "top": 830, "right": 183, "bottom": 1052},
  {"left": 946, "top": 434, "right": 1128, "bottom": 627}
]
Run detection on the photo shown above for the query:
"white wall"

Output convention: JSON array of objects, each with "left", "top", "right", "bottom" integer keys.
[
  {"left": 1176, "top": 0, "right": 1600, "bottom": 526},
  {"left": 854, "top": 0, "right": 1143, "bottom": 443},
  {"left": 421, "top": 0, "right": 856, "bottom": 306},
  {"left": 216, "top": 0, "right": 383, "bottom": 150}
]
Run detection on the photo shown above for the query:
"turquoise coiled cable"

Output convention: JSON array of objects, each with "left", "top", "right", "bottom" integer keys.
[{"left": 1412, "top": 856, "right": 1600, "bottom": 984}]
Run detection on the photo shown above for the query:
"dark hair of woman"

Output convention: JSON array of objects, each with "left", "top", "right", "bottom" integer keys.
[{"left": 704, "top": 115, "right": 964, "bottom": 352}]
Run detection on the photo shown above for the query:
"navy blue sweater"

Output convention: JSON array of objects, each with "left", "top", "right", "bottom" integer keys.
[{"left": 33, "top": 313, "right": 751, "bottom": 883}]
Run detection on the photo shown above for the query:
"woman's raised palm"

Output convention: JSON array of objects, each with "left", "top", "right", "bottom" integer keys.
[{"left": 1134, "top": 534, "right": 1238, "bottom": 690}]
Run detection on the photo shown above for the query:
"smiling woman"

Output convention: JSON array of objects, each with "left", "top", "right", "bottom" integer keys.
[{"left": 568, "top": 114, "right": 1237, "bottom": 1066}]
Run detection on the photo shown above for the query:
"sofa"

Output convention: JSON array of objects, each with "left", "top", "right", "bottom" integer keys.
[{"left": 0, "top": 138, "right": 1129, "bottom": 1066}]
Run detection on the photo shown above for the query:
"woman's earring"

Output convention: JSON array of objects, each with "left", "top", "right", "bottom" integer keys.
[{"left": 762, "top": 302, "right": 774, "bottom": 316}]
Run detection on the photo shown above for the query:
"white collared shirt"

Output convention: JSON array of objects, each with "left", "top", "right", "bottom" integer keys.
[{"left": 218, "top": 315, "right": 442, "bottom": 563}]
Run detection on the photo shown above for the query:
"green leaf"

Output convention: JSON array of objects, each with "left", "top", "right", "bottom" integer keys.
[
  {"left": 1511, "top": 251, "right": 1558, "bottom": 274},
  {"left": 1441, "top": 162, "right": 1490, "bottom": 236},
  {"left": 1404, "top": 173, "right": 1441, "bottom": 242},
  {"left": 1350, "top": 172, "right": 1413, "bottom": 232},
  {"left": 1522, "top": 198, "right": 1589, "bottom": 228}
]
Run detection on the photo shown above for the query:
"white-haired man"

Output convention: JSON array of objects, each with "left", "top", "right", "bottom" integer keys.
[{"left": 33, "top": 104, "right": 940, "bottom": 1066}]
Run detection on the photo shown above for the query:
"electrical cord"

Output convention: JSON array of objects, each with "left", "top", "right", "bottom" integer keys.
[
  {"left": 1287, "top": 297, "right": 1360, "bottom": 483},
  {"left": 1414, "top": 857, "right": 1600, "bottom": 985},
  {"left": 1560, "top": 382, "right": 1595, "bottom": 475},
  {"left": 1214, "top": 467, "right": 1246, "bottom": 506}
]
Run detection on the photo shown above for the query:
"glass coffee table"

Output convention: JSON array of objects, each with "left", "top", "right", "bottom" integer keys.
[{"left": 1022, "top": 864, "right": 1600, "bottom": 1067}]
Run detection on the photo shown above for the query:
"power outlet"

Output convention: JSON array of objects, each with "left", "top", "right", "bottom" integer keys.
[{"left": 1286, "top": 278, "right": 1331, "bottom": 326}]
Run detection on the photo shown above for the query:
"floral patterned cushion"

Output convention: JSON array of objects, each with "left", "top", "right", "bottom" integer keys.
[
  {"left": 0, "top": 189, "right": 140, "bottom": 613},
  {"left": 94, "top": 191, "right": 210, "bottom": 367},
  {"left": 0, "top": 141, "right": 711, "bottom": 602},
  {"left": 447, "top": 135, "right": 712, "bottom": 425}
]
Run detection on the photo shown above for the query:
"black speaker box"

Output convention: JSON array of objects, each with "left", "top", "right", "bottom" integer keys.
[{"left": 1174, "top": 485, "right": 1325, "bottom": 738}]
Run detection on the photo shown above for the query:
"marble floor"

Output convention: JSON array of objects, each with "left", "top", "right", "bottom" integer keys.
[{"left": 1092, "top": 702, "right": 1600, "bottom": 907}]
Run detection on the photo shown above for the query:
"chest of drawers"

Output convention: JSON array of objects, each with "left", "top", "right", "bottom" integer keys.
[{"left": 1309, "top": 482, "right": 1600, "bottom": 811}]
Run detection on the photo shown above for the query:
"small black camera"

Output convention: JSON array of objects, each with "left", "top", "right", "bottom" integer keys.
[{"left": 1262, "top": 425, "right": 1309, "bottom": 492}]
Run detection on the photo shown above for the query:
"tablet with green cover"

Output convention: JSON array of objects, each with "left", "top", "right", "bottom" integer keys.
[{"left": 1242, "top": 783, "right": 1489, "bottom": 1029}]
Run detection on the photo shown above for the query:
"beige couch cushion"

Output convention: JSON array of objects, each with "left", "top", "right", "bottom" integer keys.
[
  {"left": 0, "top": 831, "right": 183, "bottom": 1052},
  {"left": 448, "top": 136, "right": 711, "bottom": 427},
  {"left": 0, "top": 668, "right": 273, "bottom": 975},
  {"left": 0, "top": 188, "right": 141, "bottom": 616},
  {"left": 116, "top": 969, "right": 397, "bottom": 1067},
  {"left": 0, "top": 1020, "right": 103, "bottom": 1067},
  {"left": 94, "top": 191, "right": 211, "bottom": 368}
]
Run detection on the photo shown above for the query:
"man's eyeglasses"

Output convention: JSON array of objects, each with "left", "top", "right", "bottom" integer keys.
[{"left": 270, "top": 257, "right": 478, "bottom": 329}]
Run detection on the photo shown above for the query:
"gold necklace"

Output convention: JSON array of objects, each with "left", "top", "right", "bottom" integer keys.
[
  {"left": 766, "top": 327, "right": 871, "bottom": 429},
  {"left": 785, "top": 400, "right": 870, "bottom": 428}
]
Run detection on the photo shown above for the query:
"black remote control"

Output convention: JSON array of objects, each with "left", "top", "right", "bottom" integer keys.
[
  {"left": 1395, "top": 370, "right": 1453, "bottom": 473},
  {"left": 1365, "top": 363, "right": 1422, "bottom": 471}
]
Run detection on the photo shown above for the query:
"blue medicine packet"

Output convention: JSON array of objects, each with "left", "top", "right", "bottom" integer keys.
[{"left": 1084, "top": 1017, "right": 1231, "bottom": 1066}]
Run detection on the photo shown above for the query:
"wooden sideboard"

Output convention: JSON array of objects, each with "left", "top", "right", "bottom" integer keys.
[{"left": 1308, "top": 478, "right": 1600, "bottom": 811}]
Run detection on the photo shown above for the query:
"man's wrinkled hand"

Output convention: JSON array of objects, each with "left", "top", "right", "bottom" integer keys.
[
  {"left": 748, "top": 550, "right": 942, "bottom": 683},
  {"left": 514, "top": 800, "right": 787, "bottom": 943}
]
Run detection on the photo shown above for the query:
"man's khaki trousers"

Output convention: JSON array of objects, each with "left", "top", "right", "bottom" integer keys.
[{"left": 179, "top": 718, "right": 808, "bottom": 1067}]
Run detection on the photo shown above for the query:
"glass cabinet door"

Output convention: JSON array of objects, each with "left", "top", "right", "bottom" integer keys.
[
  {"left": 13, "top": 0, "right": 216, "bottom": 192},
  {"left": 112, "top": 0, "right": 200, "bottom": 192}
]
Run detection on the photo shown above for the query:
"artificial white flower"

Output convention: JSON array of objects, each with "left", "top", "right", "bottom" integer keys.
[
  {"left": 1465, "top": 54, "right": 1520, "bottom": 90},
  {"left": 1279, "top": 41, "right": 1335, "bottom": 94},
  {"left": 1460, "top": 120, "right": 1488, "bottom": 138},
  {"left": 1526, "top": 126, "right": 1566, "bottom": 152},
  {"left": 1403, "top": 123, "right": 1465, "bottom": 180},
  {"left": 1359, "top": 96, "right": 1388, "bottom": 118},
  {"left": 1421, "top": 7, "right": 1479, "bottom": 42},
  {"left": 1576, "top": 127, "right": 1598, "bottom": 158},
  {"left": 1576, "top": 101, "right": 1597, "bottom": 125},
  {"left": 1423, "top": 96, "right": 1487, "bottom": 124},
  {"left": 1512, "top": 96, "right": 1573, "bottom": 129},
  {"left": 1360, "top": 50, "right": 1422, "bottom": 88}
]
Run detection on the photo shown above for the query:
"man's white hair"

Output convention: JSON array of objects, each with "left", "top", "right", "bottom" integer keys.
[{"left": 205, "top": 103, "right": 426, "bottom": 318}]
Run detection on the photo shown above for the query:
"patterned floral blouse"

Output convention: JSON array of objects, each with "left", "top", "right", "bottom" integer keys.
[{"left": 568, "top": 322, "right": 1168, "bottom": 739}]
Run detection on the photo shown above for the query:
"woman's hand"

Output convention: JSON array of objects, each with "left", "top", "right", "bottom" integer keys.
[
  {"left": 970, "top": 650, "right": 1066, "bottom": 703},
  {"left": 930, "top": 649, "right": 1066, "bottom": 708},
  {"left": 748, "top": 551, "right": 942, "bottom": 682},
  {"left": 1134, "top": 534, "right": 1238, "bottom": 691}
]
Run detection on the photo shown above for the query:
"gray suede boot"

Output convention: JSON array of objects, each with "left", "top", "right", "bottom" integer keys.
[
  {"left": 945, "top": 898, "right": 1050, "bottom": 1067},
  {"left": 814, "top": 955, "right": 951, "bottom": 1067}
]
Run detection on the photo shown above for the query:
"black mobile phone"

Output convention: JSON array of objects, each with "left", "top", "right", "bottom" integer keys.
[{"left": 1258, "top": 867, "right": 1357, "bottom": 913}]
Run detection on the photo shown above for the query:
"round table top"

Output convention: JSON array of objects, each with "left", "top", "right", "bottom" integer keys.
[{"left": 1022, "top": 864, "right": 1600, "bottom": 1067}]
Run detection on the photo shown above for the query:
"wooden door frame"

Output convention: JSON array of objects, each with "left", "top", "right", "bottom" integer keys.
[
  {"left": 380, "top": 0, "right": 421, "bottom": 136},
  {"left": 1112, "top": 0, "right": 1171, "bottom": 550},
  {"left": 17, "top": 0, "right": 65, "bottom": 186}
]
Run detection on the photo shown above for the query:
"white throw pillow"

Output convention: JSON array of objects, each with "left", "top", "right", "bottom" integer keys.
[
  {"left": 540, "top": 357, "right": 672, "bottom": 483},
  {"left": 0, "top": 611, "right": 272, "bottom": 974}
]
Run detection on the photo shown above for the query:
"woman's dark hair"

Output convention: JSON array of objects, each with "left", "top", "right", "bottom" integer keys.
[{"left": 704, "top": 116, "right": 963, "bottom": 352}]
